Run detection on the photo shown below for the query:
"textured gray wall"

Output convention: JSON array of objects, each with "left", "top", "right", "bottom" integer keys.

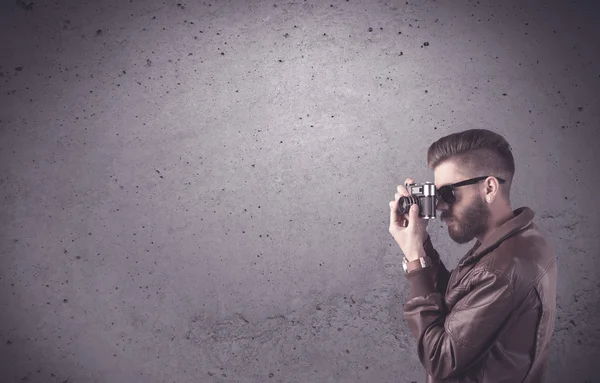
[{"left": 1, "top": 0, "right": 599, "bottom": 382}]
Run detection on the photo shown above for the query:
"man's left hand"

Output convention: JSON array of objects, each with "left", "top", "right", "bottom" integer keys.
[{"left": 389, "top": 178, "right": 429, "bottom": 261}]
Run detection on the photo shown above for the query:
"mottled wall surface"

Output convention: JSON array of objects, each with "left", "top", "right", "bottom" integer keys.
[{"left": 1, "top": 0, "right": 599, "bottom": 382}]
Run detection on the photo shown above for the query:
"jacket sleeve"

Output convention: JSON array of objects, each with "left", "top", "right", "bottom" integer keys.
[
  {"left": 422, "top": 235, "right": 452, "bottom": 296},
  {"left": 403, "top": 266, "right": 514, "bottom": 380}
]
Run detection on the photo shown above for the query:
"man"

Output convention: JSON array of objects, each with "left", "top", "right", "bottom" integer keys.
[{"left": 388, "top": 129, "right": 557, "bottom": 383}]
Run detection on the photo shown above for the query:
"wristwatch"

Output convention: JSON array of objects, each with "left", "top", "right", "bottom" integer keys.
[{"left": 402, "top": 255, "right": 433, "bottom": 274}]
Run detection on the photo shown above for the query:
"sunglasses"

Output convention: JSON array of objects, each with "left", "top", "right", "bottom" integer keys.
[{"left": 437, "top": 176, "right": 506, "bottom": 204}]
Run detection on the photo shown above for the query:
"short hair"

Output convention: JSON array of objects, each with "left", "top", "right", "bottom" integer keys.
[{"left": 427, "top": 129, "right": 515, "bottom": 202}]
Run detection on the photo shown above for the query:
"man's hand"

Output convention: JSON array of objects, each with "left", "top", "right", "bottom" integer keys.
[{"left": 389, "top": 178, "right": 429, "bottom": 261}]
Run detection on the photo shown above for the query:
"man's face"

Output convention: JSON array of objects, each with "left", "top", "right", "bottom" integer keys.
[{"left": 434, "top": 162, "right": 491, "bottom": 244}]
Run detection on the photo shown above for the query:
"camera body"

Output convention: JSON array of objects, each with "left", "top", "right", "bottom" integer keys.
[{"left": 398, "top": 182, "right": 437, "bottom": 219}]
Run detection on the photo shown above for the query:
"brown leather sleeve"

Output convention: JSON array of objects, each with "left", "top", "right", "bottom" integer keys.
[
  {"left": 422, "top": 235, "right": 452, "bottom": 296},
  {"left": 403, "top": 268, "right": 514, "bottom": 380}
]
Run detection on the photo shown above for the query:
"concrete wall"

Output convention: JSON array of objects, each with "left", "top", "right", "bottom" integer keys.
[{"left": 1, "top": 0, "right": 599, "bottom": 382}]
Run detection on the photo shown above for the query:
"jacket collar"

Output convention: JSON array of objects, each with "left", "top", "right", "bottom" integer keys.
[{"left": 459, "top": 206, "right": 535, "bottom": 266}]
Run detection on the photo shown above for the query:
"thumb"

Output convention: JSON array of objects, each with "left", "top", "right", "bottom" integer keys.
[{"left": 410, "top": 204, "right": 419, "bottom": 218}]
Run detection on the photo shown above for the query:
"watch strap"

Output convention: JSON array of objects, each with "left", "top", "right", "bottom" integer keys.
[{"left": 403, "top": 256, "right": 434, "bottom": 273}]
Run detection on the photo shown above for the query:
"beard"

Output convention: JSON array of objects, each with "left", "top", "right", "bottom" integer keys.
[{"left": 446, "top": 195, "right": 490, "bottom": 245}]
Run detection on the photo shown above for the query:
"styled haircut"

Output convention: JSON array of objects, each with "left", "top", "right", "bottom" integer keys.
[{"left": 427, "top": 129, "right": 515, "bottom": 202}]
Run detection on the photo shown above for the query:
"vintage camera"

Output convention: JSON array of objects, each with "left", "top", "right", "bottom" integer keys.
[{"left": 397, "top": 182, "right": 437, "bottom": 219}]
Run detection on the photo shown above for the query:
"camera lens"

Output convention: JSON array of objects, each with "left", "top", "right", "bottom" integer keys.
[{"left": 398, "top": 195, "right": 418, "bottom": 215}]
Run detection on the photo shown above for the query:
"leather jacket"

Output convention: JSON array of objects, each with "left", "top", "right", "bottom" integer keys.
[{"left": 403, "top": 206, "right": 557, "bottom": 383}]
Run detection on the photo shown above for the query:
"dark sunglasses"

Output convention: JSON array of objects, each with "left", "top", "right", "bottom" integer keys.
[{"left": 437, "top": 176, "right": 505, "bottom": 204}]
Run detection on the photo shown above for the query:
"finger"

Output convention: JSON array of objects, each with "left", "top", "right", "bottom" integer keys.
[
  {"left": 389, "top": 199, "right": 397, "bottom": 229},
  {"left": 403, "top": 178, "right": 415, "bottom": 195},
  {"left": 396, "top": 184, "right": 409, "bottom": 197},
  {"left": 397, "top": 178, "right": 415, "bottom": 196},
  {"left": 390, "top": 196, "right": 403, "bottom": 225},
  {"left": 410, "top": 203, "right": 419, "bottom": 219}
]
